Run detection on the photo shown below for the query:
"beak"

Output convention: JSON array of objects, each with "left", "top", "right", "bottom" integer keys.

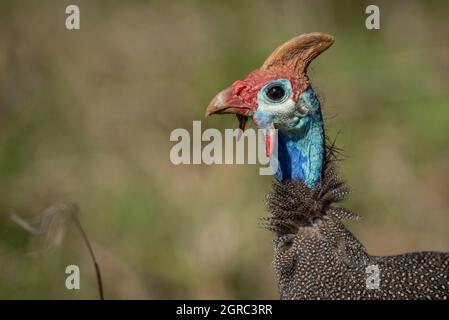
[
  {"left": 206, "top": 86, "right": 276, "bottom": 157},
  {"left": 205, "top": 86, "right": 253, "bottom": 132},
  {"left": 205, "top": 86, "right": 253, "bottom": 117}
]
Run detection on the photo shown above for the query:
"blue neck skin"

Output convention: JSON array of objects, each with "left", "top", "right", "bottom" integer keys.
[{"left": 275, "top": 88, "right": 325, "bottom": 189}]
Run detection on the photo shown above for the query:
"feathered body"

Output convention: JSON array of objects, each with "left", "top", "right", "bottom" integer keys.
[
  {"left": 206, "top": 33, "right": 449, "bottom": 299},
  {"left": 265, "top": 154, "right": 449, "bottom": 299}
]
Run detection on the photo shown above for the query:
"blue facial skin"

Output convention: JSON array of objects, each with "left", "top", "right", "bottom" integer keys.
[{"left": 254, "top": 84, "right": 325, "bottom": 189}]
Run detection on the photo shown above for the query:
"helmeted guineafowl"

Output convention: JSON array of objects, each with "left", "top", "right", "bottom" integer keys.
[{"left": 206, "top": 33, "right": 449, "bottom": 300}]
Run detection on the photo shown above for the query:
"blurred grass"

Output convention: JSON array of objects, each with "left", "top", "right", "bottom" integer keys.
[{"left": 0, "top": 0, "right": 448, "bottom": 299}]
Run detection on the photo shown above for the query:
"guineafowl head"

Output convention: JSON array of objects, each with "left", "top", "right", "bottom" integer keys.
[{"left": 206, "top": 33, "right": 334, "bottom": 188}]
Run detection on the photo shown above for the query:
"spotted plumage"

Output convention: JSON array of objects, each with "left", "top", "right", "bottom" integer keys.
[{"left": 265, "top": 155, "right": 449, "bottom": 300}]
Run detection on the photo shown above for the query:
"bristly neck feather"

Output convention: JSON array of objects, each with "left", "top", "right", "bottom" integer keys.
[{"left": 275, "top": 88, "right": 325, "bottom": 189}]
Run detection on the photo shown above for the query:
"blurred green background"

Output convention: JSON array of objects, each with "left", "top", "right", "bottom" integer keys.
[{"left": 0, "top": 0, "right": 448, "bottom": 299}]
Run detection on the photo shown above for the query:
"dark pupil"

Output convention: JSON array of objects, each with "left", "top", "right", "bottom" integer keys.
[{"left": 266, "top": 85, "right": 285, "bottom": 102}]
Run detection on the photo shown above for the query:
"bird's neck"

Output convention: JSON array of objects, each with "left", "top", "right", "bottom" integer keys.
[{"left": 275, "top": 93, "right": 325, "bottom": 189}]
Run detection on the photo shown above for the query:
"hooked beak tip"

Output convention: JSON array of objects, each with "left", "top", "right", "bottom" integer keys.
[
  {"left": 204, "top": 109, "right": 213, "bottom": 117},
  {"left": 205, "top": 86, "right": 233, "bottom": 118}
]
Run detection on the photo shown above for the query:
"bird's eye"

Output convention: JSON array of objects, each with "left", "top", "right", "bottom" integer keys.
[
  {"left": 265, "top": 84, "right": 286, "bottom": 103},
  {"left": 259, "top": 79, "right": 291, "bottom": 105}
]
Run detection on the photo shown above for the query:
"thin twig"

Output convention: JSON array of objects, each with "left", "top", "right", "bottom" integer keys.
[{"left": 72, "top": 217, "right": 105, "bottom": 300}]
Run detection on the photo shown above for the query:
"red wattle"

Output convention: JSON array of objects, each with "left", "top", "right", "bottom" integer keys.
[{"left": 265, "top": 134, "right": 271, "bottom": 158}]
